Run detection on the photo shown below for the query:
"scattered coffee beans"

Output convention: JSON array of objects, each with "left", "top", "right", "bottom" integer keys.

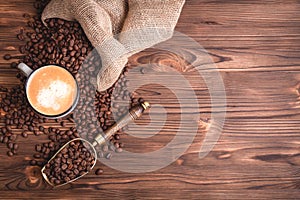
[{"left": 0, "top": 85, "right": 43, "bottom": 156}]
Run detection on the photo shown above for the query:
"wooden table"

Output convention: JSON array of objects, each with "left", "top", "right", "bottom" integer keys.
[{"left": 0, "top": 0, "right": 300, "bottom": 199}]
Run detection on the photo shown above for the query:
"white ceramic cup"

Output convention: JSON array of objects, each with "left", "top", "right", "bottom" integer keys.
[{"left": 18, "top": 63, "right": 79, "bottom": 119}]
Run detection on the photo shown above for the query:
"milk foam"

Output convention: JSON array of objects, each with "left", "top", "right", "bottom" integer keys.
[{"left": 37, "top": 80, "right": 71, "bottom": 111}]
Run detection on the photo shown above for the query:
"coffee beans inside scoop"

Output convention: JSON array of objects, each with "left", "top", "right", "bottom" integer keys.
[{"left": 42, "top": 140, "right": 95, "bottom": 186}]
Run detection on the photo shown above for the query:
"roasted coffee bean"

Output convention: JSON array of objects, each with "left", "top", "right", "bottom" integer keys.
[
  {"left": 105, "top": 153, "right": 112, "bottom": 160},
  {"left": 30, "top": 159, "right": 37, "bottom": 165},
  {"left": 114, "top": 142, "right": 119, "bottom": 148},
  {"left": 1, "top": 127, "right": 7, "bottom": 134},
  {"left": 95, "top": 168, "right": 103, "bottom": 175},
  {"left": 7, "top": 151, "right": 13, "bottom": 157},
  {"left": 9, "top": 135, "right": 17, "bottom": 141},
  {"left": 19, "top": 119, "right": 25, "bottom": 124},
  {"left": 3, "top": 106, "right": 9, "bottom": 112},
  {"left": 7, "top": 142, "right": 14, "bottom": 149},
  {"left": 22, "top": 131, "right": 28, "bottom": 138},
  {"left": 34, "top": 130, "right": 41, "bottom": 136},
  {"left": 138, "top": 98, "right": 145, "bottom": 103},
  {"left": 28, "top": 125, "right": 34, "bottom": 131},
  {"left": 140, "top": 67, "right": 146, "bottom": 74},
  {"left": 13, "top": 143, "right": 19, "bottom": 150},
  {"left": 23, "top": 13, "right": 30, "bottom": 18},
  {"left": 33, "top": 153, "right": 41, "bottom": 158},
  {"left": 10, "top": 62, "right": 18, "bottom": 69},
  {"left": 48, "top": 142, "right": 55, "bottom": 148},
  {"left": 38, "top": 126, "right": 44, "bottom": 131},
  {"left": 98, "top": 151, "right": 104, "bottom": 158},
  {"left": 19, "top": 45, "right": 26, "bottom": 54},
  {"left": 62, "top": 164, "right": 68, "bottom": 170},
  {"left": 115, "top": 147, "right": 123, "bottom": 153},
  {"left": 102, "top": 145, "right": 108, "bottom": 152},
  {"left": 3, "top": 137, "right": 8, "bottom": 144},
  {"left": 24, "top": 124, "right": 32, "bottom": 131},
  {"left": 60, "top": 121, "right": 66, "bottom": 127},
  {"left": 43, "top": 128, "right": 49, "bottom": 135},
  {"left": 56, "top": 118, "right": 62, "bottom": 123},
  {"left": 17, "top": 33, "right": 25, "bottom": 41},
  {"left": 68, "top": 117, "right": 75, "bottom": 123},
  {"left": 35, "top": 144, "right": 42, "bottom": 152},
  {"left": 3, "top": 54, "right": 11, "bottom": 60},
  {"left": 109, "top": 144, "right": 115, "bottom": 151},
  {"left": 114, "top": 134, "right": 120, "bottom": 140},
  {"left": 7, "top": 126, "right": 12, "bottom": 133},
  {"left": 37, "top": 161, "right": 44, "bottom": 166}
]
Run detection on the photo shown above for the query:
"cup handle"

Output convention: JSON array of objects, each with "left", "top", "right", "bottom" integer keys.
[{"left": 18, "top": 63, "right": 33, "bottom": 77}]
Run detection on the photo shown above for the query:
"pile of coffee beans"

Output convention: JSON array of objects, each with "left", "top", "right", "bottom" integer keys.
[{"left": 43, "top": 140, "right": 96, "bottom": 185}]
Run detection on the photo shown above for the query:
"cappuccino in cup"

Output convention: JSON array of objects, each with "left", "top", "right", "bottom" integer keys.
[{"left": 18, "top": 63, "right": 79, "bottom": 118}]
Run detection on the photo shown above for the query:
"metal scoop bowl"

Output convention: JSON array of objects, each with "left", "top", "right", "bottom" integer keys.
[{"left": 41, "top": 138, "right": 97, "bottom": 187}]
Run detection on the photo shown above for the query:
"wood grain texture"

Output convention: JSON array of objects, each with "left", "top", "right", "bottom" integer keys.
[{"left": 0, "top": 0, "right": 300, "bottom": 199}]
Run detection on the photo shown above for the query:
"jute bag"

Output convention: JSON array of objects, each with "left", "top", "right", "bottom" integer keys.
[{"left": 42, "top": 0, "right": 185, "bottom": 91}]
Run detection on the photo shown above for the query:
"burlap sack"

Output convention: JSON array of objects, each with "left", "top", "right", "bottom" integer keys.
[{"left": 42, "top": 0, "right": 185, "bottom": 91}]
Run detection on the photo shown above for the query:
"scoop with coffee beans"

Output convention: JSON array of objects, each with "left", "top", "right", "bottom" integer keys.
[
  {"left": 42, "top": 138, "right": 97, "bottom": 186},
  {"left": 40, "top": 101, "right": 149, "bottom": 187}
]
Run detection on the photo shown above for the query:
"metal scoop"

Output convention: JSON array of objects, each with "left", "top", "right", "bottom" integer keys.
[{"left": 41, "top": 102, "right": 150, "bottom": 187}]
